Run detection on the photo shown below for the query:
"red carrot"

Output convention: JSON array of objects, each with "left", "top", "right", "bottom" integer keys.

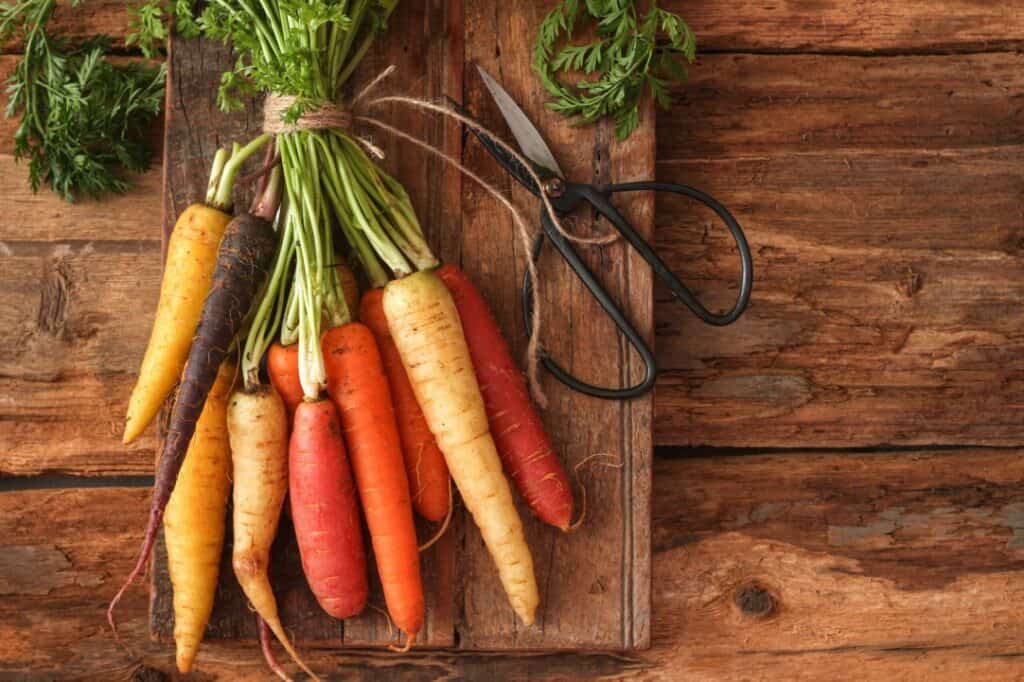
[
  {"left": 289, "top": 398, "right": 368, "bottom": 619},
  {"left": 437, "top": 264, "right": 573, "bottom": 530},
  {"left": 360, "top": 289, "right": 450, "bottom": 522},
  {"left": 267, "top": 342, "right": 304, "bottom": 420},
  {"left": 322, "top": 323, "right": 424, "bottom": 643}
]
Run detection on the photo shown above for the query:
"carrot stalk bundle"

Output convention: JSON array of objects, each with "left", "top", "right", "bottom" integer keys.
[
  {"left": 323, "top": 322, "right": 424, "bottom": 642},
  {"left": 193, "top": 0, "right": 546, "bottom": 648},
  {"left": 164, "top": 359, "right": 235, "bottom": 673},
  {"left": 437, "top": 264, "right": 573, "bottom": 530},
  {"left": 108, "top": 167, "right": 281, "bottom": 630},
  {"left": 289, "top": 398, "right": 369, "bottom": 619},
  {"left": 383, "top": 271, "right": 539, "bottom": 625},
  {"left": 360, "top": 288, "right": 450, "bottom": 522}
]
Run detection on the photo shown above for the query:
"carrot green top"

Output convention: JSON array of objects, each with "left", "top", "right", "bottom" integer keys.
[{"left": 201, "top": 2, "right": 438, "bottom": 396}]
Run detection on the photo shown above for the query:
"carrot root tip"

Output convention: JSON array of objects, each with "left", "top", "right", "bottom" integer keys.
[
  {"left": 107, "top": 508, "right": 163, "bottom": 639},
  {"left": 388, "top": 630, "right": 418, "bottom": 653}
]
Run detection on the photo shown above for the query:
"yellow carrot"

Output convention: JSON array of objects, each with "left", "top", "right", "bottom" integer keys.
[
  {"left": 124, "top": 135, "right": 272, "bottom": 444},
  {"left": 383, "top": 271, "right": 538, "bottom": 625},
  {"left": 123, "top": 204, "right": 231, "bottom": 444},
  {"left": 164, "top": 359, "right": 235, "bottom": 673}
]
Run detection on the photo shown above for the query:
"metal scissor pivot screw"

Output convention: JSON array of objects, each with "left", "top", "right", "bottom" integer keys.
[{"left": 543, "top": 177, "right": 564, "bottom": 197}]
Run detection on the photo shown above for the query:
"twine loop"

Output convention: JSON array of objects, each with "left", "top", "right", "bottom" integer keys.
[
  {"left": 262, "top": 95, "right": 352, "bottom": 134},
  {"left": 262, "top": 67, "right": 397, "bottom": 136}
]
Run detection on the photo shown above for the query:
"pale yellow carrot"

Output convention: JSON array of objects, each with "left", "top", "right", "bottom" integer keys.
[
  {"left": 227, "top": 385, "right": 319, "bottom": 681},
  {"left": 382, "top": 271, "right": 538, "bottom": 625}
]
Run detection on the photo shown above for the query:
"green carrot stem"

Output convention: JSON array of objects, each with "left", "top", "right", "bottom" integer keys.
[
  {"left": 205, "top": 148, "right": 229, "bottom": 206},
  {"left": 211, "top": 133, "right": 273, "bottom": 211}
]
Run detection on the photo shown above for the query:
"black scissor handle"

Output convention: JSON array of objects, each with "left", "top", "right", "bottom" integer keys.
[
  {"left": 522, "top": 211, "right": 657, "bottom": 400},
  {"left": 580, "top": 182, "right": 753, "bottom": 326}
]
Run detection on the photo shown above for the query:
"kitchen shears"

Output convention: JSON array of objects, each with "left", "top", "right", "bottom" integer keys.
[{"left": 459, "top": 65, "right": 753, "bottom": 400}]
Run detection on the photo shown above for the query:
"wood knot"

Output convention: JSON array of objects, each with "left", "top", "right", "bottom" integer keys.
[
  {"left": 37, "top": 257, "right": 73, "bottom": 337},
  {"left": 733, "top": 582, "right": 776, "bottom": 618},
  {"left": 897, "top": 266, "right": 923, "bottom": 298},
  {"left": 131, "top": 665, "right": 168, "bottom": 682}
]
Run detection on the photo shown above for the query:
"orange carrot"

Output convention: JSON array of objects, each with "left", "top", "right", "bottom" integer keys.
[
  {"left": 359, "top": 289, "right": 450, "bottom": 522},
  {"left": 335, "top": 261, "right": 360, "bottom": 319},
  {"left": 267, "top": 342, "right": 304, "bottom": 420},
  {"left": 322, "top": 323, "right": 423, "bottom": 643}
]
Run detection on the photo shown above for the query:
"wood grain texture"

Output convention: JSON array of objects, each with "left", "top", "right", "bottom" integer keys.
[
  {"left": 4, "top": 1, "right": 1023, "bottom": 55},
  {"left": 458, "top": 0, "right": 652, "bottom": 650},
  {"left": 652, "top": 52, "right": 1024, "bottom": 447},
  {"left": 6, "top": 449, "right": 1024, "bottom": 678},
  {"left": 664, "top": 0, "right": 1024, "bottom": 53},
  {"left": 662, "top": 52, "right": 1024, "bottom": 158},
  {"left": 0, "top": 1, "right": 131, "bottom": 53},
  {"left": 0, "top": 238, "right": 161, "bottom": 476}
]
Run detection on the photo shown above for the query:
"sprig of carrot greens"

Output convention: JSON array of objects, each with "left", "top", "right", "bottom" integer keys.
[
  {"left": 126, "top": 0, "right": 200, "bottom": 58},
  {"left": 1, "top": 0, "right": 166, "bottom": 200},
  {"left": 204, "top": 0, "right": 436, "bottom": 398},
  {"left": 533, "top": 0, "right": 696, "bottom": 139}
]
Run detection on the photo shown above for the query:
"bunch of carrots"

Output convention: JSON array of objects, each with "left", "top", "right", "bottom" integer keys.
[{"left": 109, "top": 1, "right": 577, "bottom": 678}]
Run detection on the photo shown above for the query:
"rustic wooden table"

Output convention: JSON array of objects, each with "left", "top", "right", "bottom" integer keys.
[{"left": 2, "top": 1, "right": 1022, "bottom": 679}]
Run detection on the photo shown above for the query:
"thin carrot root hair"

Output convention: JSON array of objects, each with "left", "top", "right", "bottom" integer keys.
[
  {"left": 260, "top": 617, "right": 294, "bottom": 682},
  {"left": 388, "top": 630, "right": 418, "bottom": 653},
  {"left": 568, "top": 453, "right": 624, "bottom": 532},
  {"left": 368, "top": 602, "right": 396, "bottom": 639},
  {"left": 107, "top": 507, "right": 162, "bottom": 638},
  {"left": 265, "top": 616, "right": 319, "bottom": 681},
  {"left": 418, "top": 479, "right": 454, "bottom": 552}
]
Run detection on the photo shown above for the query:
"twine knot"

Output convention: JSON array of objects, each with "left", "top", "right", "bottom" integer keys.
[
  {"left": 262, "top": 95, "right": 352, "bottom": 134},
  {"left": 262, "top": 67, "right": 397, "bottom": 136}
]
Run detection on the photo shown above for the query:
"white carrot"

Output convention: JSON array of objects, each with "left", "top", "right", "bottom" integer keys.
[
  {"left": 227, "top": 385, "right": 319, "bottom": 681},
  {"left": 382, "top": 271, "right": 538, "bottom": 625}
]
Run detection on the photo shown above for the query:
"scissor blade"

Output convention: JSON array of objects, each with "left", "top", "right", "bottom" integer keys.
[{"left": 476, "top": 65, "right": 564, "bottom": 179}]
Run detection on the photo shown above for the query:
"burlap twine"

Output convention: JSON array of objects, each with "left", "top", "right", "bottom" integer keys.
[{"left": 262, "top": 95, "right": 352, "bottom": 134}]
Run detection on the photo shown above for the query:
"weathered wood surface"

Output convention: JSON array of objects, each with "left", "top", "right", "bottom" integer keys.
[
  {"left": 6, "top": 0, "right": 1024, "bottom": 54},
  {"left": 6, "top": 450, "right": 1024, "bottom": 678},
  {"left": 2, "top": 0, "right": 1023, "bottom": 678},
  {"left": 666, "top": 0, "right": 1024, "bottom": 53},
  {"left": 653, "top": 51, "right": 1024, "bottom": 447}
]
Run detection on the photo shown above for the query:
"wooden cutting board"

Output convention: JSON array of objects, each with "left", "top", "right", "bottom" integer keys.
[{"left": 150, "top": 0, "right": 654, "bottom": 651}]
